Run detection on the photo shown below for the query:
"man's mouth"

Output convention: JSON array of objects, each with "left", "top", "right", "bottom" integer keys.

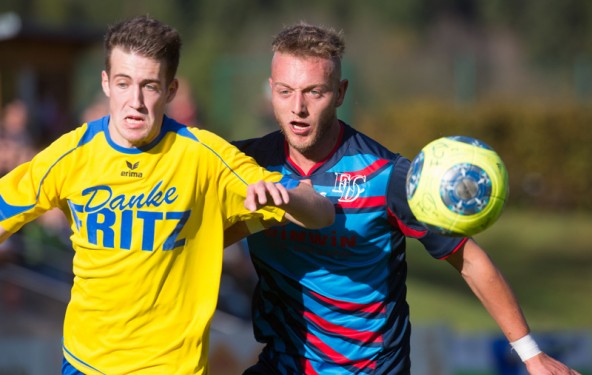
[
  {"left": 290, "top": 121, "right": 310, "bottom": 134},
  {"left": 125, "top": 116, "right": 145, "bottom": 126}
]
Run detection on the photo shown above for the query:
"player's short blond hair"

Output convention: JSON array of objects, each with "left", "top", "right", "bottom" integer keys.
[{"left": 272, "top": 22, "right": 345, "bottom": 61}]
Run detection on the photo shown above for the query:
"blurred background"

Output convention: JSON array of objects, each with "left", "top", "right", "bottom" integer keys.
[{"left": 0, "top": 0, "right": 590, "bottom": 374}]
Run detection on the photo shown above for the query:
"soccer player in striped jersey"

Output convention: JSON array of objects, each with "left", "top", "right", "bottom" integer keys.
[
  {"left": 0, "top": 16, "right": 334, "bottom": 375},
  {"left": 227, "top": 22, "right": 579, "bottom": 375}
]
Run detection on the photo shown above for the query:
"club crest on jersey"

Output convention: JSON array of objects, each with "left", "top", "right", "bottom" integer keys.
[
  {"left": 122, "top": 161, "right": 143, "bottom": 178},
  {"left": 332, "top": 172, "right": 366, "bottom": 202}
]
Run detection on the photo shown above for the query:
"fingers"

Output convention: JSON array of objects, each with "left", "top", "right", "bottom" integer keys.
[{"left": 245, "top": 181, "right": 291, "bottom": 212}]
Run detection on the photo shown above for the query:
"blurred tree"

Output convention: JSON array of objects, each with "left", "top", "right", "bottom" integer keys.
[{"left": 482, "top": 0, "right": 592, "bottom": 64}]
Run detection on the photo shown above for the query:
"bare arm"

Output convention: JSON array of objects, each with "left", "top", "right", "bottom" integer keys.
[
  {"left": 447, "top": 239, "right": 580, "bottom": 374},
  {"left": 225, "top": 180, "right": 333, "bottom": 247},
  {"left": 244, "top": 179, "right": 334, "bottom": 230}
]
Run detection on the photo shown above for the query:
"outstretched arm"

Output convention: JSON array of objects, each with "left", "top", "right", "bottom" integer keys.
[
  {"left": 446, "top": 239, "right": 580, "bottom": 375},
  {"left": 244, "top": 179, "right": 334, "bottom": 229},
  {"left": 224, "top": 180, "right": 333, "bottom": 248}
]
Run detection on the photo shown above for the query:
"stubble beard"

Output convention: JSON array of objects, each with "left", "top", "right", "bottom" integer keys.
[{"left": 280, "top": 121, "right": 332, "bottom": 160}]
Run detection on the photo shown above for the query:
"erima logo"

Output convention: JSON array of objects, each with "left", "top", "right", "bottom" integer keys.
[
  {"left": 127, "top": 161, "right": 139, "bottom": 170},
  {"left": 121, "top": 161, "right": 143, "bottom": 178}
]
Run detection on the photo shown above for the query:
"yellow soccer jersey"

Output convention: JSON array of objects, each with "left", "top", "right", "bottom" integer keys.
[{"left": 0, "top": 115, "right": 293, "bottom": 374}]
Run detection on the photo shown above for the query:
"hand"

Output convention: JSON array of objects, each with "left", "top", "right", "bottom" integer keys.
[
  {"left": 525, "top": 352, "right": 581, "bottom": 375},
  {"left": 244, "top": 180, "right": 290, "bottom": 212}
]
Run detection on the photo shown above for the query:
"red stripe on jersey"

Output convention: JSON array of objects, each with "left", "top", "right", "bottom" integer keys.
[
  {"left": 306, "top": 333, "right": 377, "bottom": 370},
  {"left": 336, "top": 196, "right": 386, "bottom": 209},
  {"left": 304, "top": 311, "right": 383, "bottom": 344},
  {"left": 302, "top": 358, "right": 320, "bottom": 375},
  {"left": 387, "top": 207, "right": 427, "bottom": 238},
  {"left": 350, "top": 158, "right": 389, "bottom": 176},
  {"left": 438, "top": 237, "right": 469, "bottom": 260},
  {"left": 310, "top": 290, "right": 386, "bottom": 314}
]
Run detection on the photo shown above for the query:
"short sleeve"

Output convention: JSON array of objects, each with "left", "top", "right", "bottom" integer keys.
[
  {"left": 0, "top": 148, "right": 61, "bottom": 233},
  {"left": 198, "top": 130, "right": 289, "bottom": 227},
  {"left": 387, "top": 157, "right": 467, "bottom": 259}
]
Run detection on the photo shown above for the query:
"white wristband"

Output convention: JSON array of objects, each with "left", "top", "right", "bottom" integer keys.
[{"left": 510, "top": 334, "right": 542, "bottom": 362}]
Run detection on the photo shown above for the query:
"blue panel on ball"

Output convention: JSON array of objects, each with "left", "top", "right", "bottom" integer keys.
[
  {"left": 447, "top": 136, "right": 493, "bottom": 150},
  {"left": 440, "top": 163, "right": 492, "bottom": 215},
  {"left": 406, "top": 151, "right": 424, "bottom": 199}
]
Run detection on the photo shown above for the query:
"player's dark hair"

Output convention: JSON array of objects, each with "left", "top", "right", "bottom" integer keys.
[
  {"left": 272, "top": 22, "right": 345, "bottom": 61},
  {"left": 104, "top": 15, "right": 181, "bottom": 83}
]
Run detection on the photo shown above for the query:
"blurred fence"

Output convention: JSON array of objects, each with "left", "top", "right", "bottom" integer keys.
[
  {"left": 0, "top": 317, "right": 590, "bottom": 375},
  {"left": 1, "top": 261, "right": 591, "bottom": 374},
  {"left": 0, "top": 225, "right": 590, "bottom": 374}
]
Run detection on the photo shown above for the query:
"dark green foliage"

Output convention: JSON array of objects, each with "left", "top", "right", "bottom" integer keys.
[{"left": 360, "top": 100, "right": 592, "bottom": 211}]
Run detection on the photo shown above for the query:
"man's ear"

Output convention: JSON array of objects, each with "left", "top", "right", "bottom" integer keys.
[
  {"left": 336, "top": 79, "right": 349, "bottom": 107},
  {"left": 166, "top": 78, "right": 179, "bottom": 103},
  {"left": 101, "top": 71, "right": 110, "bottom": 97}
]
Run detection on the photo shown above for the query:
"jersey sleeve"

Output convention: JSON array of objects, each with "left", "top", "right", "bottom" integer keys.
[
  {"left": 387, "top": 156, "right": 467, "bottom": 259},
  {"left": 198, "top": 130, "right": 296, "bottom": 228},
  {"left": 0, "top": 139, "right": 67, "bottom": 234}
]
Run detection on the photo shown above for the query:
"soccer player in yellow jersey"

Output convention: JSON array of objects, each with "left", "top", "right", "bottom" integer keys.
[{"left": 0, "top": 16, "right": 334, "bottom": 374}]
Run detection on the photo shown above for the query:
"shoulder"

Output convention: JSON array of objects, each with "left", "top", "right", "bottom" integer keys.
[
  {"left": 232, "top": 131, "right": 283, "bottom": 151},
  {"left": 36, "top": 120, "right": 98, "bottom": 161},
  {"left": 341, "top": 122, "right": 402, "bottom": 164},
  {"left": 231, "top": 131, "right": 285, "bottom": 164},
  {"left": 160, "top": 117, "right": 229, "bottom": 151}
]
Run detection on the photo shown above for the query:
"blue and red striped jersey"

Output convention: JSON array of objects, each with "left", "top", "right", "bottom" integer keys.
[{"left": 234, "top": 122, "right": 467, "bottom": 374}]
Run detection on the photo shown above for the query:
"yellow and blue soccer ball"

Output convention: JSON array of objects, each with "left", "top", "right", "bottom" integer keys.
[{"left": 406, "top": 136, "right": 509, "bottom": 237}]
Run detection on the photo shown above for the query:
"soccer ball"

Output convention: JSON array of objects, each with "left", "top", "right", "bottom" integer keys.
[{"left": 405, "top": 136, "right": 509, "bottom": 237}]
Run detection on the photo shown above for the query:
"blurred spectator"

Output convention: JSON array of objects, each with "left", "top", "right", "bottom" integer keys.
[
  {"left": 19, "top": 208, "right": 73, "bottom": 282},
  {"left": 166, "top": 76, "right": 200, "bottom": 127},
  {"left": 80, "top": 94, "right": 109, "bottom": 124},
  {"left": 1, "top": 99, "right": 32, "bottom": 145},
  {"left": 0, "top": 100, "right": 72, "bottom": 281},
  {"left": 0, "top": 99, "right": 36, "bottom": 176}
]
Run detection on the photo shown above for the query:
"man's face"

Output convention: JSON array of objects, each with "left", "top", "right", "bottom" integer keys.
[
  {"left": 102, "top": 47, "right": 177, "bottom": 148},
  {"left": 269, "top": 52, "right": 347, "bottom": 158}
]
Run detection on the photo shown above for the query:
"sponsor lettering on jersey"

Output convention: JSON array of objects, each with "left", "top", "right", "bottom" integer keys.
[
  {"left": 69, "top": 180, "right": 189, "bottom": 251},
  {"left": 264, "top": 226, "right": 357, "bottom": 259}
]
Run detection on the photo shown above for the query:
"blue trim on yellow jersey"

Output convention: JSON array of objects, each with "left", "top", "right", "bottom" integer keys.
[
  {"left": 0, "top": 147, "right": 77, "bottom": 221},
  {"left": 0, "top": 195, "right": 35, "bottom": 220},
  {"left": 63, "top": 343, "right": 106, "bottom": 374},
  {"left": 88, "top": 115, "right": 298, "bottom": 190},
  {"left": 196, "top": 138, "right": 252, "bottom": 186},
  {"left": 62, "top": 357, "right": 85, "bottom": 375},
  {"left": 1, "top": 114, "right": 289, "bottom": 374},
  {"left": 79, "top": 118, "right": 106, "bottom": 147},
  {"left": 95, "top": 115, "right": 199, "bottom": 154}
]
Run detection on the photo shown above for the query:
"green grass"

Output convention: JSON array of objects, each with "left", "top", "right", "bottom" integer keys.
[{"left": 405, "top": 208, "right": 592, "bottom": 333}]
